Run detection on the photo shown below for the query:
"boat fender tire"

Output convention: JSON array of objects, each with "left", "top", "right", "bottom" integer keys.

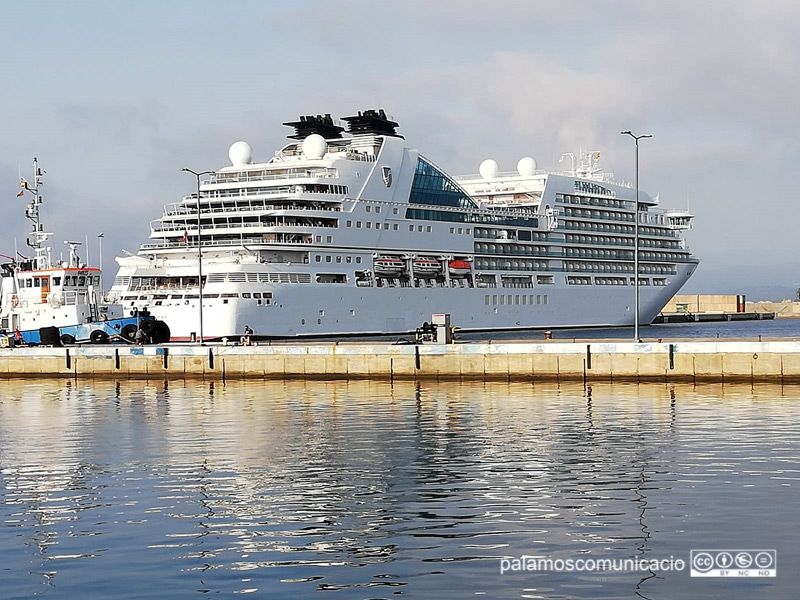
[
  {"left": 152, "top": 320, "right": 171, "bottom": 344},
  {"left": 60, "top": 334, "right": 76, "bottom": 345},
  {"left": 139, "top": 319, "right": 156, "bottom": 335},
  {"left": 121, "top": 324, "right": 138, "bottom": 341},
  {"left": 90, "top": 330, "right": 109, "bottom": 344}
]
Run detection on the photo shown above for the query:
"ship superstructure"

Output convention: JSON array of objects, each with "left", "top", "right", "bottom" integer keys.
[{"left": 109, "top": 110, "right": 698, "bottom": 340}]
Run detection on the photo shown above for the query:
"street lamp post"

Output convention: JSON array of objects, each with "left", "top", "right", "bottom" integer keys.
[
  {"left": 182, "top": 168, "right": 213, "bottom": 344},
  {"left": 97, "top": 232, "right": 104, "bottom": 297},
  {"left": 620, "top": 131, "right": 652, "bottom": 342}
]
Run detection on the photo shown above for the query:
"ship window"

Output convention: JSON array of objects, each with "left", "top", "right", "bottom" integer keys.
[
  {"left": 417, "top": 225, "right": 423, "bottom": 232},
  {"left": 315, "top": 255, "right": 321, "bottom": 262},
  {"left": 484, "top": 295, "right": 490, "bottom": 305},
  {"left": 325, "top": 256, "right": 332, "bottom": 262},
  {"left": 253, "top": 292, "right": 262, "bottom": 298},
  {"left": 78, "top": 276, "right": 86, "bottom": 286},
  {"left": 383, "top": 223, "right": 389, "bottom": 230},
  {"left": 326, "top": 236, "right": 332, "bottom": 243},
  {"left": 366, "top": 205, "right": 371, "bottom": 212},
  {"left": 366, "top": 222, "right": 372, "bottom": 228},
  {"left": 53, "top": 277, "right": 61, "bottom": 286},
  {"left": 409, "top": 225, "right": 414, "bottom": 231},
  {"left": 346, "top": 256, "right": 352, "bottom": 263},
  {"left": 409, "top": 157, "right": 477, "bottom": 208},
  {"left": 393, "top": 208, "right": 399, "bottom": 215},
  {"left": 34, "top": 278, "right": 40, "bottom": 287},
  {"left": 336, "top": 256, "right": 342, "bottom": 263},
  {"left": 426, "top": 226, "right": 432, "bottom": 232},
  {"left": 347, "top": 220, "right": 352, "bottom": 227},
  {"left": 393, "top": 224, "right": 398, "bottom": 230},
  {"left": 356, "top": 257, "right": 362, "bottom": 263},
  {"left": 466, "top": 228, "right": 471, "bottom": 234},
  {"left": 450, "top": 227, "right": 455, "bottom": 234},
  {"left": 356, "top": 221, "right": 362, "bottom": 228},
  {"left": 376, "top": 206, "right": 381, "bottom": 213},
  {"left": 457, "top": 228, "right": 463, "bottom": 234}
]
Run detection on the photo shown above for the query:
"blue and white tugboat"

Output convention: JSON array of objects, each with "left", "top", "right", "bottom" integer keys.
[{"left": 0, "top": 157, "right": 169, "bottom": 345}]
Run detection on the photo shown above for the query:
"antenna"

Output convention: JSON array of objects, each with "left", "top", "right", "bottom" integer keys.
[
  {"left": 65, "top": 241, "right": 82, "bottom": 268},
  {"left": 21, "top": 157, "right": 53, "bottom": 270}
]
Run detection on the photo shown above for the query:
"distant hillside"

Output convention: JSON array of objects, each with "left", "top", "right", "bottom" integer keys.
[{"left": 680, "top": 264, "right": 799, "bottom": 302}]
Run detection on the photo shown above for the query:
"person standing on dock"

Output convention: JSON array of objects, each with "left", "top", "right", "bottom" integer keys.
[{"left": 241, "top": 324, "right": 254, "bottom": 346}]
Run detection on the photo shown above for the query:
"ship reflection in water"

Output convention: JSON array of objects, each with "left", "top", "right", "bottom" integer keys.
[{"left": 0, "top": 379, "right": 798, "bottom": 599}]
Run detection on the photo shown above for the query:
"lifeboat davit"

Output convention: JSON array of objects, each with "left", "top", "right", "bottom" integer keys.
[
  {"left": 448, "top": 259, "right": 471, "bottom": 277},
  {"left": 374, "top": 256, "right": 405, "bottom": 276},
  {"left": 413, "top": 258, "right": 441, "bottom": 275}
]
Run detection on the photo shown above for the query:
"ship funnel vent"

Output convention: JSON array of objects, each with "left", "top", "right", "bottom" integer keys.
[
  {"left": 342, "top": 109, "right": 403, "bottom": 139},
  {"left": 282, "top": 114, "right": 345, "bottom": 140}
]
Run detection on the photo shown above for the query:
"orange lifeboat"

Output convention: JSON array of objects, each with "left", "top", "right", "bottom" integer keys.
[{"left": 448, "top": 259, "right": 471, "bottom": 277}]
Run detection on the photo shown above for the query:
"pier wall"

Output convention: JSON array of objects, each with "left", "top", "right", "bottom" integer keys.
[{"left": 1, "top": 341, "right": 799, "bottom": 382}]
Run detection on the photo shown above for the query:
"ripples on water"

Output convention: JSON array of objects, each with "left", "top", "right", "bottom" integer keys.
[{"left": 0, "top": 379, "right": 798, "bottom": 599}]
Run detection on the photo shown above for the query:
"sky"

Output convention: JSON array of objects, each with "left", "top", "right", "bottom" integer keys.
[{"left": 0, "top": 0, "right": 797, "bottom": 299}]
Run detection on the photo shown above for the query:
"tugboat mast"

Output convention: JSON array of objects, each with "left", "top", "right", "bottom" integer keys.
[{"left": 21, "top": 157, "right": 53, "bottom": 270}]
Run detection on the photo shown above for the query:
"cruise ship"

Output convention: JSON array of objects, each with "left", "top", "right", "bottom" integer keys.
[{"left": 109, "top": 110, "right": 698, "bottom": 340}]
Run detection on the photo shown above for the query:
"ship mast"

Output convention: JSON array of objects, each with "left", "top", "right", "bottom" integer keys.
[{"left": 21, "top": 157, "right": 53, "bottom": 270}]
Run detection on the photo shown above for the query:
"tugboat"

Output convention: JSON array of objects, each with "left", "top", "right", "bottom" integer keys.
[{"left": 0, "top": 158, "right": 169, "bottom": 346}]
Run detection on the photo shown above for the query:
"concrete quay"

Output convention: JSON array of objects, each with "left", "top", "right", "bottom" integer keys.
[{"left": 2, "top": 339, "right": 800, "bottom": 382}]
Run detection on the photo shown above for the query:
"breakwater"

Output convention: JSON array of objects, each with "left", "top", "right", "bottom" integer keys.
[{"left": 2, "top": 340, "right": 800, "bottom": 382}]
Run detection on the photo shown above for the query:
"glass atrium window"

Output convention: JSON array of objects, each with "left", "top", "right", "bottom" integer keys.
[{"left": 409, "top": 157, "right": 477, "bottom": 208}]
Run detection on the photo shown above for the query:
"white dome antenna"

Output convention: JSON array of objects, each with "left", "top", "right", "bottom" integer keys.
[
  {"left": 228, "top": 141, "right": 253, "bottom": 166},
  {"left": 302, "top": 134, "right": 327, "bottom": 159},
  {"left": 517, "top": 156, "right": 537, "bottom": 176},
  {"left": 479, "top": 159, "right": 498, "bottom": 180}
]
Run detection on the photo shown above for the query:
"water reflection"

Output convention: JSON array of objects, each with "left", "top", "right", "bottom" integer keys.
[{"left": 0, "top": 379, "right": 798, "bottom": 599}]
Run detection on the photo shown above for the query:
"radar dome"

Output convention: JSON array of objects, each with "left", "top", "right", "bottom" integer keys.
[
  {"left": 517, "top": 156, "right": 537, "bottom": 176},
  {"left": 302, "top": 134, "right": 327, "bottom": 159},
  {"left": 228, "top": 141, "right": 253, "bottom": 166},
  {"left": 479, "top": 159, "right": 499, "bottom": 180}
]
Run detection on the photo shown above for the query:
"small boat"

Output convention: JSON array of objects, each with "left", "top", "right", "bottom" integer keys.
[
  {"left": 448, "top": 259, "right": 472, "bottom": 277},
  {"left": 0, "top": 158, "right": 169, "bottom": 346},
  {"left": 412, "top": 257, "right": 441, "bottom": 275},
  {"left": 374, "top": 256, "right": 405, "bottom": 276}
]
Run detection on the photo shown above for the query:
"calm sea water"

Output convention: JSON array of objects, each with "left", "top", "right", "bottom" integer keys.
[{"left": 1, "top": 379, "right": 798, "bottom": 599}]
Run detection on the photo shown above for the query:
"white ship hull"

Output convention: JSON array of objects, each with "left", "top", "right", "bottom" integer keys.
[{"left": 120, "top": 263, "right": 694, "bottom": 340}]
